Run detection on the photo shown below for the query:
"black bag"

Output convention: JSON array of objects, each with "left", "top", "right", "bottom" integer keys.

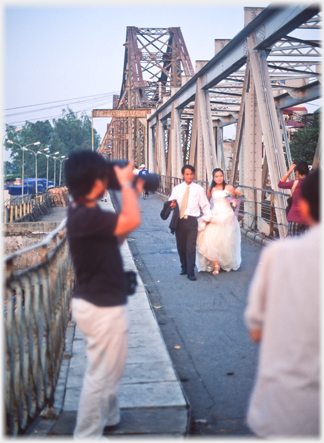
[
  {"left": 125, "top": 271, "right": 137, "bottom": 295},
  {"left": 286, "top": 180, "right": 298, "bottom": 216},
  {"left": 286, "top": 196, "right": 293, "bottom": 216}
]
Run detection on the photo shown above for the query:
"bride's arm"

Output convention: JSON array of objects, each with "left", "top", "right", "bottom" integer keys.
[{"left": 225, "top": 184, "right": 235, "bottom": 194}]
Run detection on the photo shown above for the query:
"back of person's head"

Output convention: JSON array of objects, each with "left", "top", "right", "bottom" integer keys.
[
  {"left": 295, "top": 160, "right": 309, "bottom": 177},
  {"left": 301, "top": 168, "right": 320, "bottom": 222},
  {"left": 65, "top": 150, "right": 108, "bottom": 199},
  {"left": 181, "top": 164, "right": 195, "bottom": 175}
]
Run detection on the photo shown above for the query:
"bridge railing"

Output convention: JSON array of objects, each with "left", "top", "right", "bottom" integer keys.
[
  {"left": 157, "top": 175, "right": 289, "bottom": 239},
  {"left": 3, "top": 193, "right": 52, "bottom": 223},
  {"left": 3, "top": 218, "right": 73, "bottom": 436}
]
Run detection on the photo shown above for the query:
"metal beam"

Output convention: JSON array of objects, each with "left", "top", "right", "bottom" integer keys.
[
  {"left": 93, "top": 109, "right": 152, "bottom": 118},
  {"left": 274, "top": 80, "right": 320, "bottom": 109},
  {"left": 147, "top": 4, "right": 319, "bottom": 123}
]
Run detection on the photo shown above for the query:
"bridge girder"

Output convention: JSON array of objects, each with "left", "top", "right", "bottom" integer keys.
[
  {"left": 95, "top": 26, "right": 194, "bottom": 165},
  {"left": 94, "top": 5, "right": 321, "bottom": 238},
  {"left": 146, "top": 4, "right": 321, "bottom": 238}
]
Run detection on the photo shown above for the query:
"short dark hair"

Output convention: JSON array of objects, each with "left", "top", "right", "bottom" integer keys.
[
  {"left": 181, "top": 164, "right": 195, "bottom": 175},
  {"left": 301, "top": 168, "right": 320, "bottom": 222},
  {"left": 65, "top": 150, "right": 108, "bottom": 198},
  {"left": 295, "top": 161, "right": 309, "bottom": 177}
]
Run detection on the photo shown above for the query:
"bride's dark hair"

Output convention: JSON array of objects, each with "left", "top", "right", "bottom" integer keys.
[{"left": 210, "top": 168, "right": 226, "bottom": 191}]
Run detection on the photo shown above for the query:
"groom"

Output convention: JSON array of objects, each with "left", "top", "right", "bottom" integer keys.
[{"left": 169, "top": 165, "right": 211, "bottom": 281}]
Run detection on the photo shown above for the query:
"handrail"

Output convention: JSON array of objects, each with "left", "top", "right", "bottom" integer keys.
[
  {"left": 3, "top": 193, "right": 52, "bottom": 223},
  {"left": 4, "top": 218, "right": 74, "bottom": 435},
  {"left": 3, "top": 218, "right": 67, "bottom": 263}
]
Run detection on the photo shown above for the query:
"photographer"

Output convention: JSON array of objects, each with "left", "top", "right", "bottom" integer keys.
[{"left": 65, "top": 150, "right": 143, "bottom": 439}]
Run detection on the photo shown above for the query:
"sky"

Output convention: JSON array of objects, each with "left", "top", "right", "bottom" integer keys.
[{"left": 2, "top": 0, "right": 320, "bottom": 162}]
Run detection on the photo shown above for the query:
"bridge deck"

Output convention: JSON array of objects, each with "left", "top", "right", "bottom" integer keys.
[
  {"left": 27, "top": 195, "right": 189, "bottom": 438},
  {"left": 26, "top": 189, "right": 266, "bottom": 437}
]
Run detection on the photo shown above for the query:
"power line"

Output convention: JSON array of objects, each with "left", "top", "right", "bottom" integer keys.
[
  {"left": 4, "top": 94, "right": 118, "bottom": 128},
  {"left": 4, "top": 92, "right": 119, "bottom": 111}
]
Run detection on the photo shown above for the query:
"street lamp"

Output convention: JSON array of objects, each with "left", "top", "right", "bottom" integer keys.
[
  {"left": 50, "top": 152, "right": 60, "bottom": 187},
  {"left": 23, "top": 145, "right": 46, "bottom": 196},
  {"left": 2, "top": 126, "right": 23, "bottom": 145},
  {"left": 37, "top": 151, "right": 59, "bottom": 189},
  {"left": 36, "top": 148, "right": 50, "bottom": 189},
  {"left": 7, "top": 140, "right": 40, "bottom": 198},
  {"left": 57, "top": 156, "right": 67, "bottom": 186},
  {"left": 3, "top": 127, "right": 23, "bottom": 181}
]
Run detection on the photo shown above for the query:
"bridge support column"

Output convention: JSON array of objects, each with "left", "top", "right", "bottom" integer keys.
[
  {"left": 155, "top": 117, "right": 167, "bottom": 176},
  {"left": 215, "top": 123, "right": 226, "bottom": 173},
  {"left": 169, "top": 100, "right": 183, "bottom": 179},
  {"left": 243, "top": 64, "right": 263, "bottom": 231},
  {"left": 190, "top": 74, "right": 218, "bottom": 183},
  {"left": 248, "top": 36, "right": 288, "bottom": 237}
]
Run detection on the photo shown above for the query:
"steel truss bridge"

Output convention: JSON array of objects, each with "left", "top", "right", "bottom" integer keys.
[{"left": 93, "top": 4, "right": 321, "bottom": 238}]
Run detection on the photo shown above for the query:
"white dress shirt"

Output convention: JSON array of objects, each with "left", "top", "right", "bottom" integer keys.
[
  {"left": 169, "top": 181, "right": 211, "bottom": 220},
  {"left": 245, "top": 224, "right": 320, "bottom": 437}
]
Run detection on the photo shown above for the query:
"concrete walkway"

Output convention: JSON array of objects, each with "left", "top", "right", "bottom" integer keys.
[{"left": 27, "top": 197, "right": 189, "bottom": 438}]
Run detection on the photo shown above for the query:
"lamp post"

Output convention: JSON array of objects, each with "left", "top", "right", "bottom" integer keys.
[
  {"left": 2, "top": 126, "right": 23, "bottom": 145},
  {"left": 57, "top": 156, "right": 66, "bottom": 186},
  {"left": 37, "top": 151, "right": 59, "bottom": 189},
  {"left": 49, "top": 152, "right": 60, "bottom": 187},
  {"left": 23, "top": 144, "right": 43, "bottom": 195},
  {"left": 36, "top": 148, "right": 50, "bottom": 189},
  {"left": 7, "top": 140, "right": 40, "bottom": 198},
  {"left": 3, "top": 127, "right": 23, "bottom": 181}
]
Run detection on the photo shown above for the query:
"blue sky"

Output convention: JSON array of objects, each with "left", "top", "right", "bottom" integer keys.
[{"left": 3, "top": 1, "right": 271, "bottom": 143}]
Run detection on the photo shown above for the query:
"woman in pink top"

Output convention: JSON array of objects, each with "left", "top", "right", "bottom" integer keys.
[{"left": 278, "top": 160, "right": 310, "bottom": 236}]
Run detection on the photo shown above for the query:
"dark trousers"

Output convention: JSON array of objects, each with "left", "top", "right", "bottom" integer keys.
[{"left": 175, "top": 216, "right": 198, "bottom": 275}]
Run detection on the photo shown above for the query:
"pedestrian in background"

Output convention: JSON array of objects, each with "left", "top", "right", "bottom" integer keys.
[
  {"left": 168, "top": 164, "right": 211, "bottom": 281},
  {"left": 139, "top": 164, "right": 149, "bottom": 197},
  {"left": 245, "top": 168, "right": 320, "bottom": 438},
  {"left": 278, "top": 160, "right": 310, "bottom": 236}
]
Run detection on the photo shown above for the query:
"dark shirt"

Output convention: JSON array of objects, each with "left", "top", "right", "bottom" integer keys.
[
  {"left": 67, "top": 203, "right": 127, "bottom": 307},
  {"left": 278, "top": 179, "right": 309, "bottom": 225}
]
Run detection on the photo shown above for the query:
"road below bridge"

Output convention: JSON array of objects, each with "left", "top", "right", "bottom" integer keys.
[{"left": 123, "top": 192, "right": 262, "bottom": 436}]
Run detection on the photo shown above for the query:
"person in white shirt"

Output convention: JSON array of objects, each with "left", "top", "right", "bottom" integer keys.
[
  {"left": 168, "top": 165, "right": 211, "bottom": 281},
  {"left": 245, "top": 168, "right": 320, "bottom": 438}
]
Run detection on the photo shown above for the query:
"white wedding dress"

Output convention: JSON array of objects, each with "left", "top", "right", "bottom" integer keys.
[{"left": 196, "top": 190, "right": 241, "bottom": 272}]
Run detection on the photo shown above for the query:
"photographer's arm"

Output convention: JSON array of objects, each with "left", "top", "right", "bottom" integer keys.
[{"left": 113, "top": 162, "right": 141, "bottom": 237}]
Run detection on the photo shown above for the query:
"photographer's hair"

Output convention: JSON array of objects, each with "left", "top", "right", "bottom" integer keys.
[
  {"left": 181, "top": 164, "right": 195, "bottom": 175},
  {"left": 210, "top": 168, "right": 226, "bottom": 191},
  {"left": 301, "top": 168, "right": 320, "bottom": 222},
  {"left": 65, "top": 150, "right": 108, "bottom": 199},
  {"left": 295, "top": 160, "right": 309, "bottom": 177}
]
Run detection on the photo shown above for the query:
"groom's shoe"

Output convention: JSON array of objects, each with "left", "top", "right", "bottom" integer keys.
[
  {"left": 187, "top": 274, "right": 197, "bottom": 281},
  {"left": 180, "top": 269, "right": 187, "bottom": 275}
]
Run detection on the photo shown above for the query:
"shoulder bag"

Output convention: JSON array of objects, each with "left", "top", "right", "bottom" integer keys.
[{"left": 286, "top": 180, "right": 298, "bottom": 216}]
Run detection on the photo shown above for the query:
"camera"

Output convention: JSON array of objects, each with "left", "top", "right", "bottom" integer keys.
[{"left": 106, "top": 160, "right": 160, "bottom": 192}]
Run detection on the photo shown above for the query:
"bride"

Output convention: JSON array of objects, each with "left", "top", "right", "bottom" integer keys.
[{"left": 196, "top": 168, "right": 241, "bottom": 275}]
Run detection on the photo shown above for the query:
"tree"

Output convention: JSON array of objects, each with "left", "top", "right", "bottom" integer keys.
[
  {"left": 289, "top": 113, "right": 320, "bottom": 165},
  {"left": 4, "top": 161, "right": 20, "bottom": 181},
  {"left": 4, "top": 109, "right": 101, "bottom": 186}
]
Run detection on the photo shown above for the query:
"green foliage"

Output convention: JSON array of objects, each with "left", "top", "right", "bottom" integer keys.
[
  {"left": 289, "top": 113, "right": 320, "bottom": 165},
  {"left": 4, "top": 161, "right": 20, "bottom": 181},
  {"left": 4, "top": 109, "right": 101, "bottom": 186}
]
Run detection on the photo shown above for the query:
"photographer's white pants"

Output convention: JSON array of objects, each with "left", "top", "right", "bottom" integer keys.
[{"left": 71, "top": 298, "right": 128, "bottom": 440}]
